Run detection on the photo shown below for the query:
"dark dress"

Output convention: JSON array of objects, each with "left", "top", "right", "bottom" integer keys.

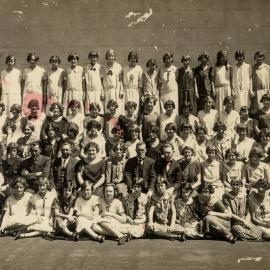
[
  {"left": 141, "top": 112, "right": 158, "bottom": 141},
  {"left": 146, "top": 141, "right": 163, "bottom": 161},
  {"left": 177, "top": 67, "right": 197, "bottom": 115},
  {"left": 118, "top": 114, "right": 138, "bottom": 142}
]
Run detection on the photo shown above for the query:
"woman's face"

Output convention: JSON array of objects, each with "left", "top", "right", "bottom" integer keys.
[
  {"left": 238, "top": 128, "right": 247, "bottom": 138},
  {"left": 38, "top": 182, "right": 47, "bottom": 195},
  {"left": 183, "top": 107, "right": 190, "bottom": 116},
  {"left": 127, "top": 106, "right": 135, "bottom": 115},
  {"left": 219, "top": 55, "right": 226, "bottom": 65},
  {"left": 227, "top": 153, "right": 236, "bottom": 164},
  {"left": 200, "top": 56, "right": 208, "bottom": 65},
  {"left": 207, "top": 150, "right": 216, "bottom": 161},
  {"left": 183, "top": 149, "right": 193, "bottom": 160},
  {"left": 148, "top": 63, "right": 156, "bottom": 72},
  {"left": 163, "top": 55, "right": 172, "bottom": 65},
  {"left": 70, "top": 57, "right": 78, "bottom": 67},
  {"left": 129, "top": 57, "right": 137, "bottom": 68},
  {"left": 181, "top": 188, "right": 191, "bottom": 201},
  {"left": 114, "top": 146, "right": 123, "bottom": 158},
  {"left": 240, "top": 109, "right": 249, "bottom": 119},
  {"left": 131, "top": 130, "right": 139, "bottom": 140},
  {"left": 24, "top": 126, "right": 32, "bottom": 136},
  {"left": 106, "top": 53, "right": 115, "bottom": 63},
  {"left": 89, "top": 127, "right": 98, "bottom": 137},
  {"left": 9, "top": 148, "right": 18, "bottom": 158},
  {"left": 89, "top": 56, "right": 97, "bottom": 66},
  {"left": 204, "top": 101, "right": 212, "bottom": 110},
  {"left": 86, "top": 146, "right": 97, "bottom": 159},
  {"left": 146, "top": 100, "right": 154, "bottom": 111},
  {"left": 30, "top": 105, "right": 38, "bottom": 115},
  {"left": 156, "top": 182, "right": 167, "bottom": 194},
  {"left": 165, "top": 128, "right": 174, "bottom": 138},
  {"left": 7, "top": 57, "right": 15, "bottom": 69},
  {"left": 262, "top": 99, "right": 270, "bottom": 108},
  {"left": 217, "top": 127, "right": 225, "bottom": 136},
  {"left": 255, "top": 56, "right": 264, "bottom": 65},
  {"left": 52, "top": 107, "right": 60, "bottom": 117},
  {"left": 225, "top": 101, "right": 234, "bottom": 111},
  {"left": 261, "top": 134, "right": 269, "bottom": 144},
  {"left": 63, "top": 187, "right": 73, "bottom": 198},
  {"left": 105, "top": 186, "right": 114, "bottom": 201},
  {"left": 90, "top": 108, "right": 99, "bottom": 117},
  {"left": 199, "top": 189, "right": 211, "bottom": 202},
  {"left": 165, "top": 105, "right": 173, "bottom": 114},
  {"left": 29, "top": 56, "right": 37, "bottom": 68},
  {"left": 47, "top": 128, "right": 56, "bottom": 139},
  {"left": 148, "top": 131, "right": 157, "bottom": 141},
  {"left": 182, "top": 58, "right": 191, "bottom": 67},
  {"left": 51, "top": 59, "right": 59, "bottom": 70},
  {"left": 14, "top": 183, "right": 25, "bottom": 197},
  {"left": 231, "top": 182, "right": 241, "bottom": 193},
  {"left": 82, "top": 185, "right": 92, "bottom": 200},
  {"left": 196, "top": 130, "right": 206, "bottom": 142},
  {"left": 250, "top": 154, "right": 260, "bottom": 164},
  {"left": 108, "top": 105, "right": 116, "bottom": 114},
  {"left": 236, "top": 55, "right": 244, "bottom": 65},
  {"left": 182, "top": 127, "right": 191, "bottom": 136}
]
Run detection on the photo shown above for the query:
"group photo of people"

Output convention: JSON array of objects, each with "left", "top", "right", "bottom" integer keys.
[{"left": 0, "top": 47, "right": 270, "bottom": 245}]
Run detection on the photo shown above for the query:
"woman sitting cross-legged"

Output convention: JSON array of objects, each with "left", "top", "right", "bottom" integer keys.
[
  {"left": 147, "top": 176, "right": 185, "bottom": 241},
  {"left": 223, "top": 179, "right": 262, "bottom": 241}
]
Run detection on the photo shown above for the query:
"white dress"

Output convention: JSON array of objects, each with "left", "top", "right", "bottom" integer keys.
[
  {"left": 122, "top": 65, "right": 143, "bottom": 113},
  {"left": 218, "top": 110, "right": 240, "bottom": 139},
  {"left": 198, "top": 109, "right": 219, "bottom": 138},
  {"left": 0, "top": 68, "right": 22, "bottom": 114},
  {"left": 67, "top": 112, "right": 84, "bottom": 137},
  {"left": 158, "top": 65, "right": 178, "bottom": 113},
  {"left": 157, "top": 112, "right": 179, "bottom": 142},
  {"left": 22, "top": 66, "right": 46, "bottom": 114},
  {"left": 100, "top": 62, "right": 123, "bottom": 114},
  {"left": 84, "top": 63, "right": 104, "bottom": 113},
  {"left": 63, "top": 66, "right": 84, "bottom": 115},
  {"left": 232, "top": 62, "right": 252, "bottom": 111},
  {"left": 45, "top": 67, "right": 65, "bottom": 110},
  {"left": 212, "top": 65, "right": 232, "bottom": 112},
  {"left": 234, "top": 137, "right": 256, "bottom": 161}
]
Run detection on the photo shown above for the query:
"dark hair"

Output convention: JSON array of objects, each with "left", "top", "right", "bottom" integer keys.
[
  {"left": 26, "top": 52, "right": 39, "bottom": 62},
  {"left": 107, "top": 99, "right": 118, "bottom": 109},
  {"left": 198, "top": 51, "right": 209, "bottom": 62},
  {"left": 144, "top": 95, "right": 157, "bottom": 106},
  {"left": 68, "top": 99, "right": 81, "bottom": 109},
  {"left": 181, "top": 145, "right": 194, "bottom": 156},
  {"left": 197, "top": 182, "right": 215, "bottom": 194},
  {"left": 61, "top": 181, "right": 74, "bottom": 194},
  {"left": 81, "top": 180, "right": 93, "bottom": 192},
  {"left": 254, "top": 178, "right": 270, "bottom": 190},
  {"left": 89, "top": 102, "right": 101, "bottom": 112},
  {"left": 206, "top": 144, "right": 217, "bottom": 155},
  {"left": 128, "top": 51, "right": 138, "bottom": 62},
  {"left": 236, "top": 123, "right": 248, "bottom": 133},
  {"left": 23, "top": 122, "right": 35, "bottom": 133},
  {"left": 165, "top": 123, "right": 177, "bottom": 132},
  {"left": 7, "top": 142, "right": 18, "bottom": 153},
  {"left": 111, "top": 125, "right": 123, "bottom": 136},
  {"left": 0, "top": 102, "right": 5, "bottom": 112},
  {"left": 239, "top": 106, "right": 249, "bottom": 114},
  {"left": 45, "top": 123, "right": 58, "bottom": 135},
  {"left": 129, "top": 124, "right": 140, "bottom": 133},
  {"left": 67, "top": 52, "right": 79, "bottom": 62},
  {"left": 258, "top": 128, "right": 270, "bottom": 142},
  {"left": 86, "top": 119, "right": 102, "bottom": 131},
  {"left": 155, "top": 175, "right": 170, "bottom": 191},
  {"left": 67, "top": 122, "right": 79, "bottom": 137},
  {"left": 230, "top": 178, "right": 243, "bottom": 187},
  {"left": 162, "top": 52, "right": 173, "bottom": 63},
  {"left": 10, "top": 104, "right": 22, "bottom": 114},
  {"left": 84, "top": 141, "right": 100, "bottom": 154},
  {"left": 146, "top": 58, "right": 158, "bottom": 68},
  {"left": 49, "top": 102, "right": 64, "bottom": 115},
  {"left": 180, "top": 122, "right": 192, "bottom": 132},
  {"left": 182, "top": 101, "right": 193, "bottom": 111},
  {"left": 260, "top": 92, "right": 270, "bottom": 103},
  {"left": 181, "top": 55, "right": 191, "bottom": 63},
  {"left": 112, "top": 141, "right": 127, "bottom": 153},
  {"left": 164, "top": 100, "right": 175, "bottom": 109},
  {"left": 235, "top": 49, "right": 245, "bottom": 60},
  {"left": 147, "top": 124, "right": 159, "bottom": 135},
  {"left": 162, "top": 143, "right": 174, "bottom": 152},
  {"left": 6, "top": 55, "right": 16, "bottom": 64},
  {"left": 28, "top": 99, "right": 39, "bottom": 109},
  {"left": 30, "top": 141, "right": 41, "bottom": 149},
  {"left": 180, "top": 182, "right": 193, "bottom": 193},
  {"left": 223, "top": 96, "right": 234, "bottom": 106},
  {"left": 105, "top": 49, "right": 116, "bottom": 60},
  {"left": 213, "top": 120, "right": 226, "bottom": 132},
  {"left": 225, "top": 148, "right": 239, "bottom": 159},
  {"left": 254, "top": 51, "right": 265, "bottom": 60},
  {"left": 249, "top": 146, "right": 264, "bottom": 158},
  {"left": 215, "top": 50, "right": 228, "bottom": 69},
  {"left": 49, "top": 55, "right": 61, "bottom": 64},
  {"left": 195, "top": 126, "right": 207, "bottom": 135},
  {"left": 125, "top": 101, "right": 137, "bottom": 110},
  {"left": 88, "top": 51, "right": 98, "bottom": 59},
  {"left": 12, "top": 177, "right": 27, "bottom": 189},
  {"left": 3, "top": 121, "right": 16, "bottom": 134}
]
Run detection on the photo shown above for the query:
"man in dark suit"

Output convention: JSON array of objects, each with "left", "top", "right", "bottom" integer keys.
[
  {"left": 19, "top": 141, "right": 52, "bottom": 191},
  {"left": 124, "top": 142, "right": 156, "bottom": 195},
  {"left": 52, "top": 141, "right": 79, "bottom": 192},
  {"left": 154, "top": 143, "right": 182, "bottom": 193}
]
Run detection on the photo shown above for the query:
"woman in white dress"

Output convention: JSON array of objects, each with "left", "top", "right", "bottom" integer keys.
[
  {"left": 101, "top": 49, "right": 123, "bottom": 114},
  {"left": 21, "top": 53, "right": 46, "bottom": 115},
  {"left": 232, "top": 49, "right": 253, "bottom": 112},
  {"left": 45, "top": 55, "right": 65, "bottom": 113},
  {"left": 84, "top": 51, "right": 104, "bottom": 114},
  {"left": 122, "top": 51, "right": 143, "bottom": 114},
  {"left": 0, "top": 55, "right": 22, "bottom": 115},
  {"left": 158, "top": 52, "right": 178, "bottom": 113}
]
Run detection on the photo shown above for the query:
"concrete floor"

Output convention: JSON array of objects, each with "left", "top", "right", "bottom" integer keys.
[{"left": 0, "top": 237, "right": 270, "bottom": 270}]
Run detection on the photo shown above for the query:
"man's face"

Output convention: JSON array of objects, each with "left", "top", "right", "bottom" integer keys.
[
  {"left": 136, "top": 145, "right": 146, "bottom": 160},
  {"left": 30, "top": 145, "right": 40, "bottom": 159},
  {"left": 163, "top": 146, "right": 173, "bottom": 161}
]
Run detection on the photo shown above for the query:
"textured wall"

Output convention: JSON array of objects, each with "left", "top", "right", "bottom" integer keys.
[{"left": 0, "top": 0, "right": 269, "bottom": 70}]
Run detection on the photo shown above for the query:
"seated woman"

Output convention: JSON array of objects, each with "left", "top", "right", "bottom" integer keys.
[
  {"left": 93, "top": 183, "right": 130, "bottom": 245},
  {"left": 209, "top": 120, "right": 232, "bottom": 161},
  {"left": 0, "top": 177, "right": 36, "bottom": 235},
  {"left": 53, "top": 182, "right": 77, "bottom": 240},
  {"left": 201, "top": 145, "right": 224, "bottom": 200},
  {"left": 195, "top": 126, "right": 208, "bottom": 162},
  {"left": 163, "top": 123, "right": 183, "bottom": 161},
  {"left": 242, "top": 147, "right": 270, "bottom": 192},
  {"left": 147, "top": 177, "right": 185, "bottom": 241},
  {"left": 222, "top": 149, "right": 244, "bottom": 192},
  {"left": 84, "top": 102, "right": 104, "bottom": 134},
  {"left": 192, "top": 183, "right": 236, "bottom": 243},
  {"left": 174, "top": 183, "right": 203, "bottom": 239},
  {"left": 178, "top": 146, "right": 201, "bottom": 194},
  {"left": 105, "top": 126, "right": 124, "bottom": 158},
  {"left": 233, "top": 124, "right": 256, "bottom": 162},
  {"left": 248, "top": 179, "right": 270, "bottom": 239},
  {"left": 40, "top": 102, "right": 68, "bottom": 141},
  {"left": 17, "top": 122, "right": 36, "bottom": 159},
  {"left": 145, "top": 125, "right": 163, "bottom": 161},
  {"left": 76, "top": 142, "right": 106, "bottom": 197},
  {"left": 15, "top": 177, "right": 56, "bottom": 239},
  {"left": 105, "top": 142, "right": 128, "bottom": 199},
  {"left": 40, "top": 123, "right": 61, "bottom": 160},
  {"left": 73, "top": 181, "right": 104, "bottom": 243},
  {"left": 124, "top": 124, "right": 141, "bottom": 159},
  {"left": 253, "top": 128, "right": 270, "bottom": 161},
  {"left": 223, "top": 179, "right": 262, "bottom": 240},
  {"left": 239, "top": 106, "right": 259, "bottom": 139},
  {"left": 179, "top": 123, "right": 198, "bottom": 157}
]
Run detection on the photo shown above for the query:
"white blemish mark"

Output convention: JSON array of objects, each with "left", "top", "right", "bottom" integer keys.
[
  {"left": 13, "top": 10, "right": 23, "bottom": 14},
  {"left": 173, "top": 30, "right": 176, "bottom": 34},
  {"left": 138, "top": 48, "right": 141, "bottom": 51},
  {"left": 248, "top": 28, "right": 252, "bottom": 32},
  {"left": 219, "top": 42, "right": 222, "bottom": 46},
  {"left": 183, "top": 27, "right": 186, "bottom": 31},
  {"left": 154, "top": 46, "right": 158, "bottom": 51},
  {"left": 52, "top": 1, "right": 58, "bottom": 6},
  {"left": 42, "top": 2, "right": 48, "bottom": 5},
  {"left": 179, "top": 17, "right": 183, "bottom": 21},
  {"left": 237, "top": 257, "right": 262, "bottom": 263},
  {"left": 128, "top": 8, "right": 153, "bottom": 27},
  {"left": 162, "top": 24, "right": 165, "bottom": 28},
  {"left": 227, "top": 36, "right": 231, "bottom": 40},
  {"left": 143, "top": 39, "right": 146, "bottom": 42},
  {"left": 124, "top": 11, "right": 141, "bottom": 19}
]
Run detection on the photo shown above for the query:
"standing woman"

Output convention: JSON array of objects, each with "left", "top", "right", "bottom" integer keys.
[
  {"left": 232, "top": 49, "right": 253, "bottom": 112},
  {"left": 101, "top": 49, "right": 123, "bottom": 114},
  {"left": 62, "top": 52, "right": 85, "bottom": 116},
  {"left": 211, "top": 50, "right": 234, "bottom": 112},
  {"left": 84, "top": 51, "right": 104, "bottom": 114},
  {"left": 45, "top": 55, "right": 65, "bottom": 112},
  {"left": 158, "top": 52, "right": 178, "bottom": 113},
  {"left": 122, "top": 51, "right": 143, "bottom": 115},
  {"left": 194, "top": 52, "right": 214, "bottom": 112},
  {"left": 21, "top": 53, "right": 46, "bottom": 114},
  {"left": 0, "top": 55, "right": 22, "bottom": 115},
  {"left": 177, "top": 55, "right": 198, "bottom": 115}
]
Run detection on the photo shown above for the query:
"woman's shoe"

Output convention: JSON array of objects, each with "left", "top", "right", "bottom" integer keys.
[
  {"left": 118, "top": 235, "right": 128, "bottom": 245},
  {"left": 14, "top": 232, "right": 21, "bottom": 240},
  {"left": 126, "top": 233, "right": 132, "bottom": 242},
  {"left": 97, "top": 235, "right": 105, "bottom": 243},
  {"left": 73, "top": 232, "right": 79, "bottom": 242},
  {"left": 226, "top": 234, "right": 236, "bottom": 244}
]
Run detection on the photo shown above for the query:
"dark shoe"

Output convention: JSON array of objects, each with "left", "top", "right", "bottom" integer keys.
[
  {"left": 179, "top": 233, "right": 186, "bottom": 242},
  {"left": 118, "top": 235, "right": 128, "bottom": 245},
  {"left": 73, "top": 232, "right": 79, "bottom": 242},
  {"left": 97, "top": 235, "right": 105, "bottom": 243},
  {"left": 126, "top": 233, "right": 132, "bottom": 242},
  {"left": 14, "top": 232, "right": 21, "bottom": 240},
  {"left": 226, "top": 234, "right": 236, "bottom": 244}
]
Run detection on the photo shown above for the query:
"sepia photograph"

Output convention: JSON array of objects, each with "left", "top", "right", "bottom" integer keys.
[{"left": 0, "top": 0, "right": 270, "bottom": 269}]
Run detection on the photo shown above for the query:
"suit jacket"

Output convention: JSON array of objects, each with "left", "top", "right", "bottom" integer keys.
[
  {"left": 124, "top": 156, "right": 156, "bottom": 193},
  {"left": 52, "top": 157, "right": 79, "bottom": 190},
  {"left": 154, "top": 158, "right": 182, "bottom": 189}
]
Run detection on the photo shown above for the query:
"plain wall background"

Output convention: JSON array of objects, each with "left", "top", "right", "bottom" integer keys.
[{"left": 0, "top": 0, "right": 270, "bottom": 70}]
